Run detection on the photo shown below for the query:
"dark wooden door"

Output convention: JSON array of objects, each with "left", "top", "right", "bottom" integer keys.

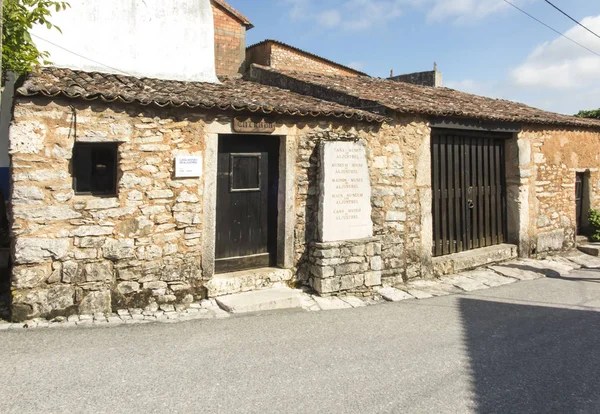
[
  {"left": 215, "top": 135, "right": 279, "bottom": 273},
  {"left": 431, "top": 130, "right": 508, "bottom": 257},
  {"left": 576, "top": 172, "right": 584, "bottom": 235}
]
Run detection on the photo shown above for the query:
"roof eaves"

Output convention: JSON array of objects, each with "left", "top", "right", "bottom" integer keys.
[
  {"left": 211, "top": 0, "right": 254, "bottom": 29},
  {"left": 15, "top": 68, "right": 386, "bottom": 124},
  {"left": 247, "top": 66, "right": 600, "bottom": 130}
]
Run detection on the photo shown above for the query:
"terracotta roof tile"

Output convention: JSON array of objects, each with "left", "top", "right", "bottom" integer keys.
[
  {"left": 16, "top": 67, "right": 385, "bottom": 123},
  {"left": 249, "top": 65, "right": 600, "bottom": 129}
]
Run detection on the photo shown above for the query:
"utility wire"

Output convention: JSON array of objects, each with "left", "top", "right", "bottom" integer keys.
[
  {"left": 543, "top": 0, "right": 600, "bottom": 41},
  {"left": 503, "top": 0, "right": 600, "bottom": 58},
  {"left": 31, "top": 33, "right": 132, "bottom": 76}
]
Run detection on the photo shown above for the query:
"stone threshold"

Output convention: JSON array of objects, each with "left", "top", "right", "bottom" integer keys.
[
  {"left": 3, "top": 252, "right": 599, "bottom": 331},
  {"left": 577, "top": 243, "right": 600, "bottom": 257},
  {"left": 205, "top": 267, "right": 293, "bottom": 297},
  {"left": 432, "top": 243, "right": 518, "bottom": 277}
]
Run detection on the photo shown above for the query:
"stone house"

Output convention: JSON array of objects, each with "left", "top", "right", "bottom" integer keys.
[
  {"left": 9, "top": 68, "right": 382, "bottom": 321},
  {"left": 246, "top": 65, "right": 600, "bottom": 278},
  {"left": 5, "top": 0, "right": 600, "bottom": 321}
]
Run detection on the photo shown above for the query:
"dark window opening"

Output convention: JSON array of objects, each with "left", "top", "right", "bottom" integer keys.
[
  {"left": 73, "top": 143, "right": 118, "bottom": 196},
  {"left": 229, "top": 153, "right": 261, "bottom": 192}
]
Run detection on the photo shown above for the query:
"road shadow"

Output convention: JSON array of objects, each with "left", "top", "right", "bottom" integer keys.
[
  {"left": 459, "top": 298, "right": 600, "bottom": 413},
  {"left": 502, "top": 263, "right": 600, "bottom": 283}
]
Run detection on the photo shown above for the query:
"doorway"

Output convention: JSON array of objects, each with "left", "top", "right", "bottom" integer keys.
[
  {"left": 215, "top": 135, "right": 280, "bottom": 273},
  {"left": 431, "top": 130, "right": 508, "bottom": 257}
]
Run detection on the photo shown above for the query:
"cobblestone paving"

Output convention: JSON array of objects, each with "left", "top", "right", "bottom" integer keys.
[{"left": 1, "top": 253, "right": 598, "bottom": 330}]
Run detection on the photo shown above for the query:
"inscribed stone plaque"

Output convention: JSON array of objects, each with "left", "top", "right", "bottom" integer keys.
[
  {"left": 319, "top": 141, "right": 373, "bottom": 242},
  {"left": 233, "top": 117, "right": 276, "bottom": 133}
]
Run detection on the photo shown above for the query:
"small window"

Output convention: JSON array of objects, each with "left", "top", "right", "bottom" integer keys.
[
  {"left": 230, "top": 153, "right": 261, "bottom": 192},
  {"left": 73, "top": 143, "right": 118, "bottom": 195}
]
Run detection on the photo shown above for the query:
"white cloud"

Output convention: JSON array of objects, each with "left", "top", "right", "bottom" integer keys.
[
  {"left": 510, "top": 15, "right": 600, "bottom": 90},
  {"left": 283, "top": 0, "right": 530, "bottom": 29},
  {"left": 426, "top": 0, "right": 511, "bottom": 23},
  {"left": 317, "top": 10, "right": 342, "bottom": 28},
  {"left": 446, "top": 15, "right": 600, "bottom": 115},
  {"left": 283, "top": 0, "right": 311, "bottom": 20},
  {"left": 348, "top": 61, "right": 365, "bottom": 70},
  {"left": 314, "top": 0, "right": 405, "bottom": 31}
]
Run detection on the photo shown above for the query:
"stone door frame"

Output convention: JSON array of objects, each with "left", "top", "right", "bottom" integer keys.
[{"left": 202, "top": 121, "right": 297, "bottom": 279}]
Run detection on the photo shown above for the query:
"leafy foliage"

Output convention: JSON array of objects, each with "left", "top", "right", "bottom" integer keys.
[
  {"left": 575, "top": 109, "right": 600, "bottom": 120},
  {"left": 588, "top": 209, "right": 600, "bottom": 242},
  {"left": 2, "top": 0, "right": 69, "bottom": 75}
]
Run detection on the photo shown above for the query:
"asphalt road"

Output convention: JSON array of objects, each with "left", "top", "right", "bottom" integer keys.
[{"left": 2, "top": 269, "right": 600, "bottom": 414}]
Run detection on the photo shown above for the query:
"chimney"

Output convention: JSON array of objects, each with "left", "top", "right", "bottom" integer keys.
[{"left": 388, "top": 64, "right": 443, "bottom": 88}]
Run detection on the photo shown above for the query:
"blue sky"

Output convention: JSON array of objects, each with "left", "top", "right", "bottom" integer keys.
[{"left": 227, "top": 0, "right": 600, "bottom": 115}]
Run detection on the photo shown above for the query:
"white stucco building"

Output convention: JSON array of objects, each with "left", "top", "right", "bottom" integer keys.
[{"left": 31, "top": 0, "right": 219, "bottom": 82}]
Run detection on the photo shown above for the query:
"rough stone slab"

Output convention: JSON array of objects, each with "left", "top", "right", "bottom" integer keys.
[
  {"left": 545, "top": 255, "right": 582, "bottom": 270},
  {"left": 519, "top": 259, "right": 572, "bottom": 277},
  {"left": 577, "top": 244, "right": 600, "bottom": 257},
  {"left": 488, "top": 262, "right": 544, "bottom": 280},
  {"left": 313, "top": 296, "right": 353, "bottom": 310},
  {"left": 406, "top": 289, "right": 434, "bottom": 299},
  {"left": 215, "top": 287, "right": 302, "bottom": 314},
  {"left": 461, "top": 269, "right": 516, "bottom": 287},
  {"left": 339, "top": 296, "right": 367, "bottom": 308},
  {"left": 379, "top": 287, "right": 414, "bottom": 302},
  {"left": 443, "top": 275, "right": 489, "bottom": 292},
  {"left": 406, "top": 280, "right": 457, "bottom": 297},
  {"left": 563, "top": 253, "right": 600, "bottom": 269}
]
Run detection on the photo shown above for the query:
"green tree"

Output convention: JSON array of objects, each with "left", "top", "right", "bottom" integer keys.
[
  {"left": 575, "top": 109, "right": 600, "bottom": 119},
  {"left": 2, "top": 0, "right": 69, "bottom": 76}
]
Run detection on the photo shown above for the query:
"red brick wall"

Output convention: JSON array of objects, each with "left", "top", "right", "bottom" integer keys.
[{"left": 212, "top": 2, "right": 246, "bottom": 76}]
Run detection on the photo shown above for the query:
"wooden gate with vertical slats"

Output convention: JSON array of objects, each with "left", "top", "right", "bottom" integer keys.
[{"left": 431, "top": 130, "right": 508, "bottom": 257}]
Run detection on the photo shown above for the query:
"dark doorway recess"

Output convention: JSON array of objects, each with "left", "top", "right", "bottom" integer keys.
[
  {"left": 576, "top": 172, "right": 585, "bottom": 235},
  {"left": 215, "top": 135, "right": 279, "bottom": 273},
  {"left": 431, "top": 130, "right": 508, "bottom": 257}
]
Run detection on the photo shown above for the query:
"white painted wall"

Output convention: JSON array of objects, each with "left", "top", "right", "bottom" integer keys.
[{"left": 31, "top": 0, "right": 219, "bottom": 83}]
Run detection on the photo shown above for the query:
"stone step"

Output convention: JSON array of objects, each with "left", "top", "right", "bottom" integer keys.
[
  {"left": 576, "top": 235, "right": 589, "bottom": 244},
  {"left": 205, "top": 267, "right": 293, "bottom": 297},
  {"left": 432, "top": 244, "right": 518, "bottom": 277},
  {"left": 577, "top": 244, "right": 600, "bottom": 257},
  {"left": 215, "top": 287, "right": 303, "bottom": 314}
]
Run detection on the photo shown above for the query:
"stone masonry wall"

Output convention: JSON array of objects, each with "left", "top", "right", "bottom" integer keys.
[
  {"left": 520, "top": 125, "right": 600, "bottom": 254},
  {"left": 9, "top": 98, "right": 206, "bottom": 321},
  {"left": 212, "top": 1, "right": 247, "bottom": 76},
  {"left": 294, "top": 116, "right": 432, "bottom": 290},
  {"left": 309, "top": 237, "right": 382, "bottom": 295},
  {"left": 269, "top": 44, "right": 362, "bottom": 77}
]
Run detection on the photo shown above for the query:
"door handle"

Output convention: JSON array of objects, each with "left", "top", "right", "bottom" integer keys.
[{"left": 467, "top": 200, "right": 474, "bottom": 209}]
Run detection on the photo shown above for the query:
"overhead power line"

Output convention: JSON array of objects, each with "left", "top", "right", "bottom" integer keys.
[
  {"left": 503, "top": 0, "right": 600, "bottom": 58},
  {"left": 30, "top": 33, "right": 131, "bottom": 76},
  {"left": 543, "top": 0, "right": 600, "bottom": 41}
]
